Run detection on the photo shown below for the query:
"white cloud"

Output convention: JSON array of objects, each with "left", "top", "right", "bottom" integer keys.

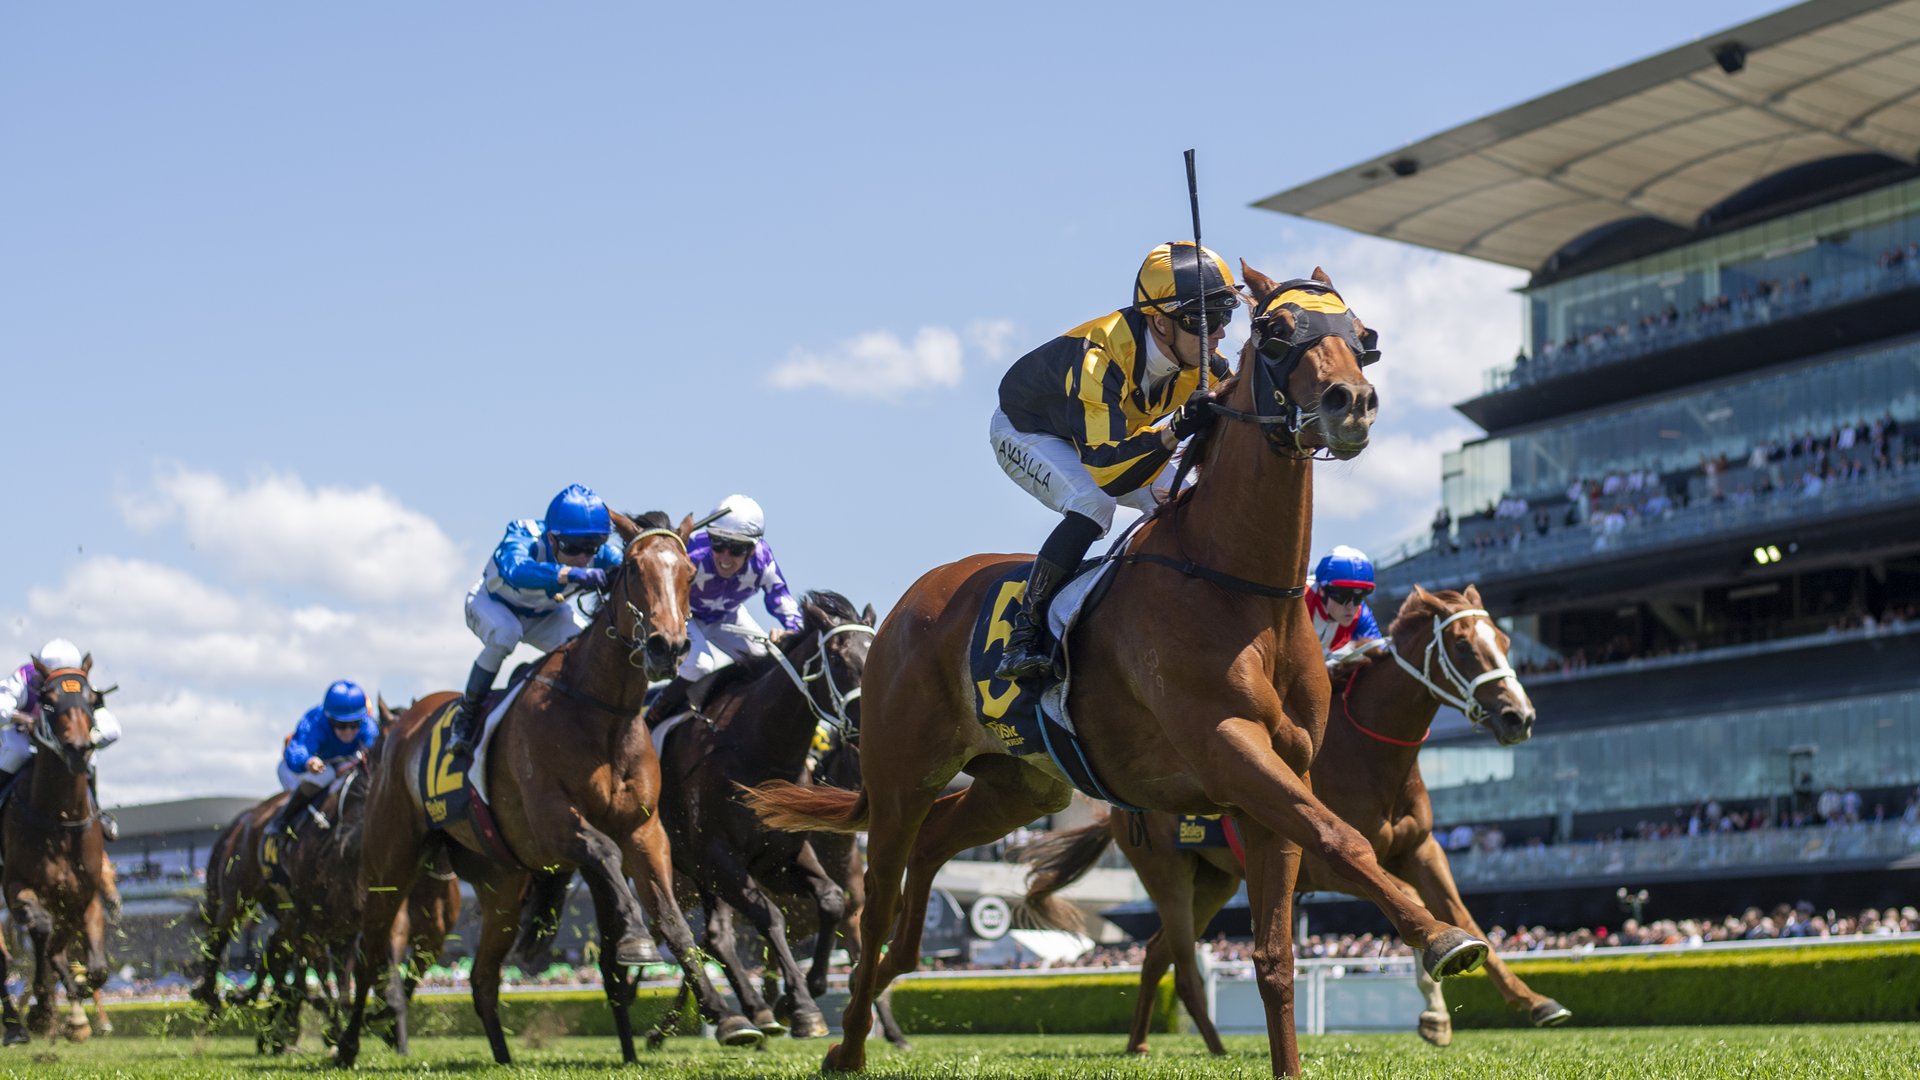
[
  {"left": 767, "top": 325, "right": 967, "bottom": 400},
  {"left": 966, "top": 319, "right": 1019, "bottom": 364},
  {"left": 120, "top": 466, "right": 464, "bottom": 603}
]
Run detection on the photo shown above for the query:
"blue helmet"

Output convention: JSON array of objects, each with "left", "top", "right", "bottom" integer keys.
[
  {"left": 322, "top": 680, "right": 370, "bottom": 724},
  {"left": 545, "top": 484, "right": 611, "bottom": 538},
  {"left": 1314, "top": 546, "right": 1375, "bottom": 591}
]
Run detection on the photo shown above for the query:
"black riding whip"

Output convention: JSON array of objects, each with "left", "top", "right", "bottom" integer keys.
[{"left": 1184, "top": 148, "right": 1212, "bottom": 394}]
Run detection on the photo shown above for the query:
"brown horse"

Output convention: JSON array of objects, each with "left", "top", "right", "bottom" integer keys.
[
  {"left": 0, "top": 657, "right": 115, "bottom": 1044},
  {"left": 337, "top": 510, "right": 759, "bottom": 1067},
  {"left": 748, "top": 265, "right": 1487, "bottom": 1078},
  {"left": 1020, "top": 585, "right": 1568, "bottom": 1054}
]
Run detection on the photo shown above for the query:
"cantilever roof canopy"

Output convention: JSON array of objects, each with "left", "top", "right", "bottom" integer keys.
[{"left": 1255, "top": 0, "right": 1920, "bottom": 272}]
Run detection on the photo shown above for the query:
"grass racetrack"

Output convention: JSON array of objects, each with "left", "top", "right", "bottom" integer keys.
[{"left": 4, "top": 1026, "right": 1917, "bottom": 1079}]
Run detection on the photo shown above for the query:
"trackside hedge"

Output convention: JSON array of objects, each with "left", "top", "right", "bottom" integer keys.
[
  {"left": 889, "top": 973, "right": 1178, "bottom": 1035},
  {"left": 1446, "top": 941, "right": 1920, "bottom": 1028},
  {"left": 85, "top": 987, "right": 706, "bottom": 1040}
]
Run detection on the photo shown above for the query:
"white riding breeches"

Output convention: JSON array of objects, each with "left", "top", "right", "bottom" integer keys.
[
  {"left": 989, "top": 409, "right": 1169, "bottom": 533},
  {"left": 678, "top": 606, "right": 771, "bottom": 681},
  {"left": 466, "top": 581, "right": 589, "bottom": 672},
  {"left": 277, "top": 758, "right": 341, "bottom": 793},
  {"left": 0, "top": 706, "right": 121, "bottom": 774}
]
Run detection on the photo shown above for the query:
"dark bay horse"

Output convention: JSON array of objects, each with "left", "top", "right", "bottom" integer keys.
[
  {"left": 1020, "top": 585, "right": 1568, "bottom": 1054},
  {"left": 0, "top": 657, "right": 114, "bottom": 1044},
  {"left": 655, "top": 590, "right": 875, "bottom": 1039},
  {"left": 194, "top": 791, "right": 290, "bottom": 1025},
  {"left": 749, "top": 265, "right": 1487, "bottom": 1077},
  {"left": 283, "top": 742, "right": 461, "bottom": 1052},
  {"left": 337, "top": 511, "right": 759, "bottom": 1067}
]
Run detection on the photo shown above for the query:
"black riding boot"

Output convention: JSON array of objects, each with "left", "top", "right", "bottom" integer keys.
[
  {"left": 994, "top": 511, "right": 1105, "bottom": 681},
  {"left": 644, "top": 676, "right": 691, "bottom": 728},
  {"left": 89, "top": 768, "right": 118, "bottom": 842},
  {"left": 272, "top": 783, "right": 320, "bottom": 836},
  {"left": 445, "top": 662, "right": 497, "bottom": 758}
]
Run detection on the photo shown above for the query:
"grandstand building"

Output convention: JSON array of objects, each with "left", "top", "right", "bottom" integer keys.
[{"left": 1257, "top": 0, "right": 1920, "bottom": 931}]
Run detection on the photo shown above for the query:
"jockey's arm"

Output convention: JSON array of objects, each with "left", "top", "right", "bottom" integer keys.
[
  {"left": 759, "top": 550, "right": 805, "bottom": 636},
  {"left": 492, "top": 521, "right": 567, "bottom": 596},
  {"left": 283, "top": 712, "right": 320, "bottom": 771},
  {"left": 89, "top": 706, "right": 122, "bottom": 749},
  {"left": 0, "top": 666, "right": 28, "bottom": 719}
]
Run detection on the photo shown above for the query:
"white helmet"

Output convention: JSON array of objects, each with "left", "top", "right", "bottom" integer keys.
[
  {"left": 35, "top": 638, "right": 83, "bottom": 670},
  {"left": 706, "top": 494, "right": 767, "bottom": 543}
]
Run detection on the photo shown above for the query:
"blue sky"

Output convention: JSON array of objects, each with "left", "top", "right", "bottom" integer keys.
[{"left": 3, "top": 0, "right": 1784, "bottom": 801}]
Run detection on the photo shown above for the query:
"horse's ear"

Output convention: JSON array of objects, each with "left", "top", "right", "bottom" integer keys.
[
  {"left": 678, "top": 513, "right": 696, "bottom": 545},
  {"left": 32, "top": 657, "right": 49, "bottom": 679},
  {"left": 1241, "top": 260, "right": 1278, "bottom": 302},
  {"left": 609, "top": 509, "right": 639, "bottom": 545},
  {"left": 861, "top": 603, "right": 878, "bottom": 627},
  {"left": 1310, "top": 266, "right": 1334, "bottom": 287},
  {"left": 376, "top": 694, "right": 395, "bottom": 727},
  {"left": 81, "top": 654, "right": 93, "bottom": 675},
  {"left": 1464, "top": 583, "right": 1483, "bottom": 607},
  {"left": 1409, "top": 583, "right": 1432, "bottom": 608}
]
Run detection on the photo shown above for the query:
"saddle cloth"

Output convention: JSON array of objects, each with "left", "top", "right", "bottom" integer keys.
[
  {"left": 1176, "top": 814, "right": 1230, "bottom": 848},
  {"left": 417, "top": 683, "right": 525, "bottom": 865},
  {"left": 967, "top": 557, "right": 1140, "bottom": 810}
]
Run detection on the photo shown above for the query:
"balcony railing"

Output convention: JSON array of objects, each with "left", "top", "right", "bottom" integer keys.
[
  {"left": 1445, "top": 819, "right": 1920, "bottom": 888},
  {"left": 1381, "top": 466, "right": 1920, "bottom": 591},
  {"left": 1484, "top": 262, "right": 1920, "bottom": 396}
]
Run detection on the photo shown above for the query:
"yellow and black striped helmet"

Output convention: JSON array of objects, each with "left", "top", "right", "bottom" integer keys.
[{"left": 1133, "top": 241, "right": 1239, "bottom": 331}]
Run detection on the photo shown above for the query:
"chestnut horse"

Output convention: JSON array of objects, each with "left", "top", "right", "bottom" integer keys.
[
  {"left": 336, "top": 511, "right": 759, "bottom": 1067},
  {"left": 1020, "top": 585, "right": 1569, "bottom": 1054},
  {"left": 0, "top": 657, "right": 114, "bottom": 1044},
  {"left": 654, "top": 590, "right": 875, "bottom": 1039},
  {"left": 749, "top": 266, "right": 1487, "bottom": 1077}
]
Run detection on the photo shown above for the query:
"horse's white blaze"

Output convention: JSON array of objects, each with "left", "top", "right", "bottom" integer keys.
[{"left": 1475, "top": 621, "right": 1532, "bottom": 713}]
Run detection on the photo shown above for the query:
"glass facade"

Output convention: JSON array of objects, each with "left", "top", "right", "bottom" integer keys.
[
  {"left": 1526, "top": 177, "right": 1920, "bottom": 355},
  {"left": 1422, "top": 690, "right": 1920, "bottom": 824},
  {"left": 1445, "top": 337, "right": 1920, "bottom": 510}
]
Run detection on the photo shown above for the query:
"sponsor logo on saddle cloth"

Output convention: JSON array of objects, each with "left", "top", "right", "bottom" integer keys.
[
  {"left": 967, "top": 559, "right": 1142, "bottom": 810},
  {"left": 257, "top": 829, "right": 291, "bottom": 889},
  {"left": 1176, "top": 814, "right": 1230, "bottom": 849},
  {"left": 417, "top": 683, "right": 525, "bottom": 864}
]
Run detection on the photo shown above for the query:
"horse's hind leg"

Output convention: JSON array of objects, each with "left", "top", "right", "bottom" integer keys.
[
  {"left": 621, "top": 814, "right": 762, "bottom": 1049},
  {"left": 335, "top": 833, "right": 428, "bottom": 1067},
  {"left": 1154, "top": 859, "right": 1242, "bottom": 1056},
  {"left": 1393, "top": 836, "right": 1570, "bottom": 1028},
  {"left": 0, "top": 933, "right": 24, "bottom": 1046},
  {"left": 704, "top": 853, "right": 827, "bottom": 1039},
  {"left": 701, "top": 896, "right": 777, "bottom": 1034}
]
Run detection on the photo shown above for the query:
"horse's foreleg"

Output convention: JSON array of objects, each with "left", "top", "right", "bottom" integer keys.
[
  {"left": 707, "top": 855, "right": 827, "bottom": 1038},
  {"left": 1176, "top": 862, "right": 1246, "bottom": 1056},
  {"left": 467, "top": 868, "right": 528, "bottom": 1065},
  {"left": 1129, "top": 930, "right": 1175, "bottom": 1055},
  {"left": 1200, "top": 729, "right": 1483, "bottom": 978},
  {"left": 335, "top": 840, "right": 426, "bottom": 1068},
  {"left": 1393, "top": 836, "right": 1570, "bottom": 1028},
  {"left": 1234, "top": 814, "right": 1305, "bottom": 1078},
  {"left": 701, "top": 895, "right": 777, "bottom": 1032},
  {"left": 789, "top": 843, "right": 848, "bottom": 1003},
  {"left": 621, "top": 816, "right": 761, "bottom": 1049},
  {"left": 17, "top": 893, "right": 55, "bottom": 1039},
  {"left": 0, "top": 936, "right": 23, "bottom": 1047}
]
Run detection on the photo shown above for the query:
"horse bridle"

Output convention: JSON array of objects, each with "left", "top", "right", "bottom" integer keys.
[
  {"left": 601, "top": 528, "right": 689, "bottom": 671},
  {"left": 749, "top": 621, "right": 876, "bottom": 734},
  {"left": 31, "top": 667, "right": 101, "bottom": 766},
  {"left": 1378, "top": 607, "right": 1519, "bottom": 727},
  {"left": 1207, "top": 280, "right": 1379, "bottom": 459}
]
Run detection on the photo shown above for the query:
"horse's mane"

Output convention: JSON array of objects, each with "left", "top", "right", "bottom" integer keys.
[
  {"left": 1386, "top": 588, "right": 1472, "bottom": 638},
  {"left": 628, "top": 509, "right": 673, "bottom": 532}
]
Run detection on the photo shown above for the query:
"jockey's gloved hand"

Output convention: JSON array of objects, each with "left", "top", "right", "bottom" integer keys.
[
  {"left": 567, "top": 568, "right": 609, "bottom": 591},
  {"left": 1169, "top": 387, "right": 1217, "bottom": 440},
  {"left": 8, "top": 710, "right": 32, "bottom": 732}
]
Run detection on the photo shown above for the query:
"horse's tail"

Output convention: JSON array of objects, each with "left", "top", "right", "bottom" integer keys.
[
  {"left": 1015, "top": 814, "right": 1113, "bottom": 934},
  {"left": 508, "top": 870, "right": 573, "bottom": 971},
  {"left": 740, "top": 780, "right": 869, "bottom": 834}
]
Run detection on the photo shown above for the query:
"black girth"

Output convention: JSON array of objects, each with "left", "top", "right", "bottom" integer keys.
[{"left": 1114, "top": 552, "right": 1307, "bottom": 599}]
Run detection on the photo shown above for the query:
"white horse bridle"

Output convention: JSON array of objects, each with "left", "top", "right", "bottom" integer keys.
[
  {"left": 1380, "top": 607, "right": 1518, "bottom": 726},
  {"left": 750, "top": 621, "right": 875, "bottom": 732}
]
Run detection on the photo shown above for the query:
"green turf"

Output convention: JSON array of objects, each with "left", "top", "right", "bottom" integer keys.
[{"left": 2, "top": 1027, "right": 1916, "bottom": 1079}]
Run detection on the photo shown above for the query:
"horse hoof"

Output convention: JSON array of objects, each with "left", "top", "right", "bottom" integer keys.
[
  {"left": 714, "top": 1015, "right": 766, "bottom": 1048},
  {"left": 64, "top": 1024, "right": 91, "bottom": 1044},
  {"left": 1128, "top": 1043, "right": 1150, "bottom": 1056},
  {"left": 1422, "top": 928, "right": 1488, "bottom": 980},
  {"left": 823, "top": 1041, "right": 865, "bottom": 1073},
  {"left": 790, "top": 1009, "right": 829, "bottom": 1040},
  {"left": 2, "top": 1027, "right": 27, "bottom": 1048},
  {"left": 613, "top": 934, "right": 656, "bottom": 966},
  {"left": 1531, "top": 1000, "right": 1573, "bottom": 1027},
  {"left": 1418, "top": 1010, "right": 1453, "bottom": 1047},
  {"left": 752, "top": 1007, "right": 787, "bottom": 1036}
]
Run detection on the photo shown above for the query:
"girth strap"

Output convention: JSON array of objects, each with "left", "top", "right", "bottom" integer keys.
[{"left": 1113, "top": 552, "right": 1306, "bottom": 599}]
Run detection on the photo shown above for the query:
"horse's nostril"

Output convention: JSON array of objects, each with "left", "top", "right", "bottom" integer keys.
[
  {"left": 1323, "top": 386, "right": 1352, "bottom": 414},
  {"left": 1363, "top": 388, "right": 1380, "bottom": 415}
]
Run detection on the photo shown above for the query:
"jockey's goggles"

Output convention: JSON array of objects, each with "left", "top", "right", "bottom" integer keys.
[
  {"left": 554, "top": 534, "right": 608, "bottom": 557},
  {"left": 1169, "top": 294, "right": 1240, "bottom": 337},
  {"left": 710, "top": 537, "right": 755, "bottom": 557},
  {"left": 1322, "top": 585, "right": 1372, "bottom": 606}
]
